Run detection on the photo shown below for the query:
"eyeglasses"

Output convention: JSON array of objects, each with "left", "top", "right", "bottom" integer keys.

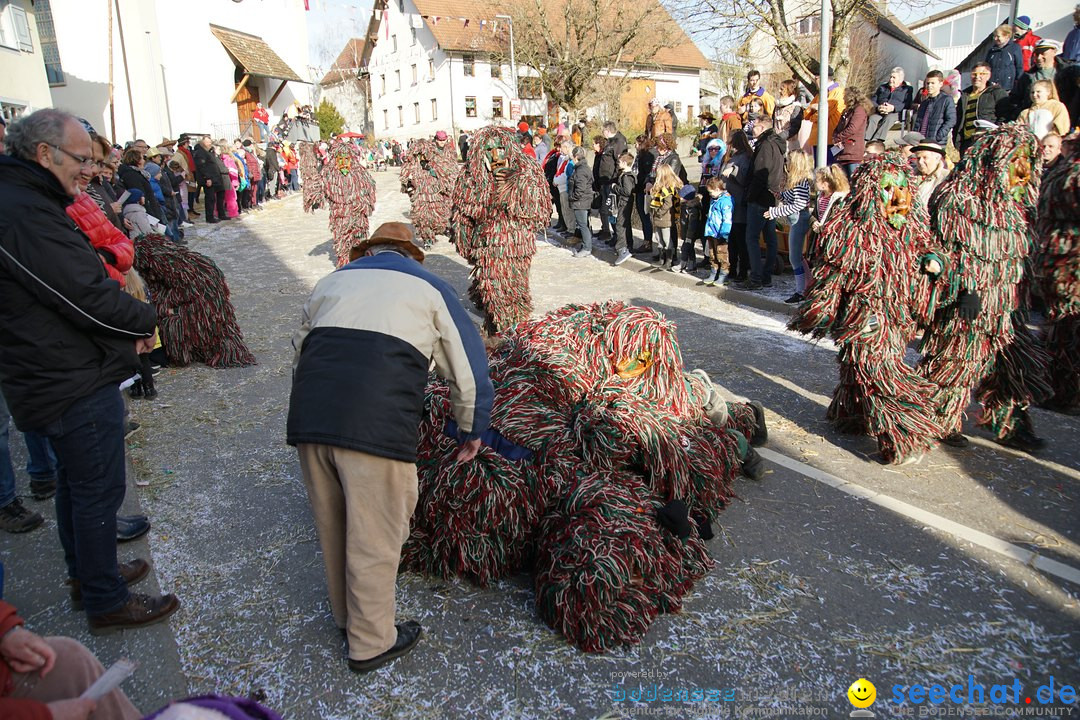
[
  {"left": 52, "top": 145, "right": 95, "bottom": 167},
  {"left": 972, "top": 71, "right": 991, "bottom": 76}
]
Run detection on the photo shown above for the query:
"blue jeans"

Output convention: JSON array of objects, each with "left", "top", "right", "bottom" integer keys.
[
  {"left": 38, "top": 384, "right": 129, "bottom": 615},
  {"left": 574, "top": 209, "right": 593, "bottom": 251},
  {"left": 787, "top": 209, "right": 812, "bottom": 293},
  {"left": 254, "top": 119, "right": 270, "bottom": 140},
  {"left": 289, "top": 169, "right": 300, "bottom": 192},
  {"left": 745, "top": 202, "right": 779, "bottom": 284},
  {"left": 634, "top": 190, "right": 653, "bottom": 248},
  {"left": 0, "top": 392, "right": 57, "bottom": 507}
]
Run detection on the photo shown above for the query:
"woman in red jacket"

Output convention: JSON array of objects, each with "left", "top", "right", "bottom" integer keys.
[
  {"left": 832, "top": 86, "right": 874, "bottom": 178},
  {"left": 66, "top": 139, "right": 134, "bottom": 286}
]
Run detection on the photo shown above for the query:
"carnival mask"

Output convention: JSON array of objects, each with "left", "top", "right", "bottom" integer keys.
[
  {"left": 879, "top": 171, "right": 911, "bottom": 229},
  {"left": 483, "top": 141, "right": 508, "bottom": 173},
  {"left": 335, "top": 151, "right": 353, "bottom": 176},
  {"left": 1008, "top": 149, "right": 1031, "bottom": 202}
]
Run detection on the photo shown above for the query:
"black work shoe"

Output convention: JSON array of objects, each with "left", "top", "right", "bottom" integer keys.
[
  {"left": 68, "top": 558, "right": 151, "bottom": 611},
  {"left": 736, "top": 280, "right": 763, "bottom": 291},
  {"left": 88, "top": 592, "right": 180, "bottom": 635},
  {"left": 741, "top": 447, "right": 766, "bottom": 480},
  {"left": 995, "top": 427, "right": 1046, "bottom": 454},
  {"left": 784, "top": 292, "right": 805, "bottom": 304},
  {"left": 117, "top": 514, "right": 151, "bottom": 543},
  {"left": 939, "top": 431, "right": 968, "bottom": 448},
  {"left": 124, "top": 421, "right": 140, "bottom": 439},
  {"left": 749, "top": 402, "right": 768, "bottom": 446},
  {"left": 347, "top": 621, "right": 422, "bottom": 673},
  {"left": 0, "top": 498, "right": 44, "bottom": 533},
  {"left": 30, "top": 478, "right": 57, "bottom": 501}
]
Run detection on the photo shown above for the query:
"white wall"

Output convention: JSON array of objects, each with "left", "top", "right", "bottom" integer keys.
[
  {"left": 0, "top": 0, "right": 52, "bottom": 117},
  {"left": 46, "top": 0, "right": 310, "bottom": 144},
  {"left": 321, "top": 80, "right": 369, "bottom": 134}
]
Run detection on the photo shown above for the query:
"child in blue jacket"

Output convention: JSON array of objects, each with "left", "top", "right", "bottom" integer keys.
[{"left": 702, "top": 176, "right": 733, "bottom": 286}]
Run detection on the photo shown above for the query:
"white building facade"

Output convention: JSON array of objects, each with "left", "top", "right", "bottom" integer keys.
[
  {"left": 0, "top": 0, "right": 54, "bottom": 122},
  {"left": 38, "top": 0, "right": 311, "bottom": 144},
  {"left": 364, "top": 0, "right": 707, "bottom": 141}
]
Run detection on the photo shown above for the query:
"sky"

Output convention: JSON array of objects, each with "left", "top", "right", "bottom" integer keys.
[{"left": 306, "top": 0, "right": 373, "bottom": 78}]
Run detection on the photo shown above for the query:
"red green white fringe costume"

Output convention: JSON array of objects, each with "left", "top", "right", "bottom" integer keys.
[
  {"left": 132, "top": 233, "right": 256, "bottom": 368},
  {"left": 320, "top": 139, "right": 376, "bottom": 267},
  {"left": 919, "top": 124, "right": 1052, "bottom": 439},
  {"left": 399, "top": 139, "right": 460, "bottom": 248},
  {"left": 297, "top": 141, "right": 326, "bottom": 214},
  {"left": 1036, "top": 149, "right": 1080, "bottom": 412},
  {"left": 789, "top": 154, "right": 948, "bottom": 463},
  {"left": 451, "top": 126, "right": 550, "bottom": 334},
  {"left": 404, "top": 301, "right": 765, "bottom": 652}
]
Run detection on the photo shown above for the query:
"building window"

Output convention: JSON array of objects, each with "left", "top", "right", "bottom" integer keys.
[
  {"left": 392, "top": 34, "right": 398, "bottom": 52},
  {"left": 411, "top": 27, "right": 417, "bottom": 45},
  {"left": 380, "top": 74, "right": 386, "bottom": 95},
  {"left": 674, "top": 101, "right": 682, "bottom": 113},
  {"left": 431, "top": 98, "right": 437, "bottom": 120},
  {"left": 465, "top": 96, "right": 476, "bottom": 117},
  {"left": 491, "top": 96, "right": 503, "bottom": 119},
  {"left": 398, "top": 105, "right": 403, "bottom": 127},
  {"left": 518, "top": 77, "right": 542, "bottom": 99},
  {"left": 395, "top": 69, "right": 401, "bottom": 91},
  {"left": 411, "top": 64, "right": 417, "bottom": 84},
  {"left": 793, "top": 15, "right": 821, "bottom": 36},
  {"left": 1, "top": 2, "right": 34, "bottom": 52},
  {"left": 1, "top": 101, "right": 27, "bottom": 124},
  {"left": 414, "top": 102, "right": 420, "bottom": 123},
  {"left": 397, "top": 0, "right": 404, "bottom": 11},
  {"left": 462, "top": 54, "right": 474, "bottom": 76},
  {"left": 31, "top": 0, "right": 65, "bottom": 85},
  {"left": 428, "top": 58, "right": 434, "bottom": 80},
  {"left": 490, "top": 59, "right": 501, "bottom": 79},
  {"left": 383, "top": 109, "right": 389, "bottom": 129}
]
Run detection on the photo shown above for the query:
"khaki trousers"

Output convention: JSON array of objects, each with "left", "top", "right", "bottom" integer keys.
[
  {"left": 297, "top": 444, "right": 418, "bottom": 661},
  {"left": 11, "top": 636, "right": 141, "bottom": 719}
]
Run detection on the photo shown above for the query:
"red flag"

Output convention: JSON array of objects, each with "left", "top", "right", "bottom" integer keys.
[
  {"left": 384, "top": 8, "right": 389, "bottom": 38},
  {"left": 303, "top": 0, "right": 309, "bottom": 9}
]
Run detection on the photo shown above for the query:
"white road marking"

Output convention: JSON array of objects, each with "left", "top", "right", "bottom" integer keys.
[{"left": 758, "top": 447, "right": 1080, "bottom": 587}]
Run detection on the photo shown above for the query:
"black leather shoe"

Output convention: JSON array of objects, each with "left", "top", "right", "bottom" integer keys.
[
  {"left": 88, "top": 592, "right": 180, "bottom": 635},
  {"left": 68, "top": 558, "right": 151, "bottom": 611},
  {"left": 347, "top": 621, "right": 422, "bottom": 673},
  {"left": 117, "top": 514, "right": 150, "bottom": 543},
  {"left": 749, "top": 402, "right": 768, "bottom": 447},
  {"left": 940, "top": 431, "right": 968, "bottom": 448},
  {"left": 742, "top": 447, "right": 765, "bottom": 480},
  {"left": 995, "top": 427, "right": 1046, "bottom": 454}
]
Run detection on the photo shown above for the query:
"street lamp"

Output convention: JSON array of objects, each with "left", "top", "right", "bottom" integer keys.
[{"left": 494, "top": 14, "right": 517, "bottom": 99}]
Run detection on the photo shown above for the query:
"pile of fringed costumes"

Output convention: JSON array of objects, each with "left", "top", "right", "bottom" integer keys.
[{"left": 403, "top": 300, "right": 768, "bottom": 652}]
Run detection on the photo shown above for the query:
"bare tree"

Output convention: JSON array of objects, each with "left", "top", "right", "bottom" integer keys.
[
  {"left": 495, "top": 0, "right": 681, "bottom": 114},
  {"left": 670, "top": 0, "right": 943, "bottom": 93}
]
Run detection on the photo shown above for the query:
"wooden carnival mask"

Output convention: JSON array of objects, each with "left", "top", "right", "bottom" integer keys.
[
  {"left": 1008, "top": 149, "right": 1032, "bottom": 202},
  {"left": 879, "top": 171, "right": 911, "bottom": 229}
]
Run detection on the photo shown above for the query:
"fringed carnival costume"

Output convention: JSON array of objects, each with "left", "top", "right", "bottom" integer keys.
[
  {"left": 400, "top": 139, "right": 460, "bottom": 248},
  {"left": 320, "top": 139, "right": 376, "bottom": 267}
]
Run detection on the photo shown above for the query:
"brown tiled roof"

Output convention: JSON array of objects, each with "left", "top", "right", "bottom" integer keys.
[
  {"left": 321, "top": 38, "right": 367, "bottom": 85},
  {"left": 210, "top": 24, "right": 305, "bottom": 83},
  {"left": 406, "top": 0, "right": 709, "bottom": 70}
]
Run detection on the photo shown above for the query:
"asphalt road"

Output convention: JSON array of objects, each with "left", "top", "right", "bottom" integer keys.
[{"left": 1, "top": 166, "right": 1077, "bottom": 719}]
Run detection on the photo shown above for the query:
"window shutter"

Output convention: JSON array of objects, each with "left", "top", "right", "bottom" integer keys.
[{"left": 11, "top": 5, "right": 32, "bottom": 52}]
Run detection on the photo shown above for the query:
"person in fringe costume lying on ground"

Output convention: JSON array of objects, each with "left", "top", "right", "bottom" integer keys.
[
  {"left": 789, "top": 153, "right": 949, "bottom": 464},
  {"left": 132, "top": 233, "right": 256, "bottom": 368},
  {"left": 297, "top": 141, "right": 326, "bottom": 214},
  {"left": 320, "top": 138, "right": 376, "bottom": 267},
  {"left": 919, "top": 123, "right": 1052, "bottom": 452},
  {"left": 450, "top": 126, "right": 550, "bottom": 335},
  {"left": 1035, "top": 141, "right": 1080, "bottom": 414},
  {"left": 400, "top": 138, "right": 460, "bottom": 248},
  {"left": 402, "top": 301, "right": 768, "bottom": 652}
]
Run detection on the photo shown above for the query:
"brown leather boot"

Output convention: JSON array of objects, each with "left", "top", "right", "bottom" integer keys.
[
  {"left": 67, "top": 558, "right": 151, "bottom": 611},
  {"left": 87, "top": 592, "right": 180, "bottom": 635}
]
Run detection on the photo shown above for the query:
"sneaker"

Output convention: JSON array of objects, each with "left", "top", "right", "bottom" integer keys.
[
  {"left": 0, "top": 498, "right": 44, "bottom": 533},
  {"left": 784, "top": 292, "right": 805, "bottom": 304},
  {"left": 571, "top": 248, "right": 592, "bottom": 258},
  {"left": 736, "top": 280, "right": 763, "bottom": 291},
  {"left": 762, "top": 279, "right": 773, "bottom": 288},
  {"left": 87, "top": 592, "right": 180, "bottom": 635},
  {"left": 30, "top": 477, "right": 56, "bottom": 501},
  {"left": 348, "top": 621, "right": 422, "bottom": 672},
  {"left": 124, "top": 421, "right": 140, "bottom": 439},
  {"left": 669, "top": 263, "right": 681, "bottom": 273},
  {"left": 143, "top": 386, "right": 158, "bottom": 400},
  {"left": 117, "top": 514, "right": 151, "bottom": 543},
  {"left": 68, "top": 558, "right": 151, "bottom": 611},
  {"left": 180, "top": 222, "right": 194, "bottom": 228},
  {"left": 614, "top": 249, "right": 632, "bottom": 266}
]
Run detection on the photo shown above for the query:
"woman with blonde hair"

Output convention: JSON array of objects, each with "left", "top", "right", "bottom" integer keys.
[
  {"left": 649, "top": 163, "right": 684, "bottom": 270},
  {"left": 764, "top": 151, "right": 815, "bottom": 303},
  {"left": 217, "top": 140, "right": 240, "bottom": 217},
  {"left": 773, "top": 79, "right": 804, "bottom": 153}
]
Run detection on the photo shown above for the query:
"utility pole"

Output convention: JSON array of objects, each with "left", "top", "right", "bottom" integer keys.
[
  {"left": 816, "top": 0, "right": 831, "bottom": 168},
  {"left": 495, "top": 14, "right": 517, "bottom": 100}
]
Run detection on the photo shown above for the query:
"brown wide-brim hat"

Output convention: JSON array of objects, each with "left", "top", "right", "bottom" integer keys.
[
  {"left": 160, "top": 137, "right": 177, "bottom": 147},
  {"left": 349, "top": 221, "right": 424, "bottom": 262},
  {"left": 698, "top": 111, "right": 715, "bottom": 121}
]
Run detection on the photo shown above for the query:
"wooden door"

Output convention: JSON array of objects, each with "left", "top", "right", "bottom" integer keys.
[
  {"left": 236, "top": 83, "right": 261, "bottom": 140},
  {"left": 621, "top": 78, "right": 655, "bottom": 136}
]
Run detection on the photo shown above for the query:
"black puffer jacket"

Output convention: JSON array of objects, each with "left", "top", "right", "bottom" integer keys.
[
  {"left": 747, "top": 130, "right": 785, "bottom": 208},
  {"left": 569, "top": 160, "right": 596, "bottom": 210},
  {"left": 597, "top": 132, "right": 627, "bottom": 184},
  {"left": 0, "top": 155, "right": 156, "bottom": 430},
  {"left": 117, "top": 163, "right": 164, "bottom": 220}
]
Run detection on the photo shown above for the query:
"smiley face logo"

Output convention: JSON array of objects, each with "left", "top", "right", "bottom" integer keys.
[{"left": 848, "top": 678, "right": 877, "bottom": 709}]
